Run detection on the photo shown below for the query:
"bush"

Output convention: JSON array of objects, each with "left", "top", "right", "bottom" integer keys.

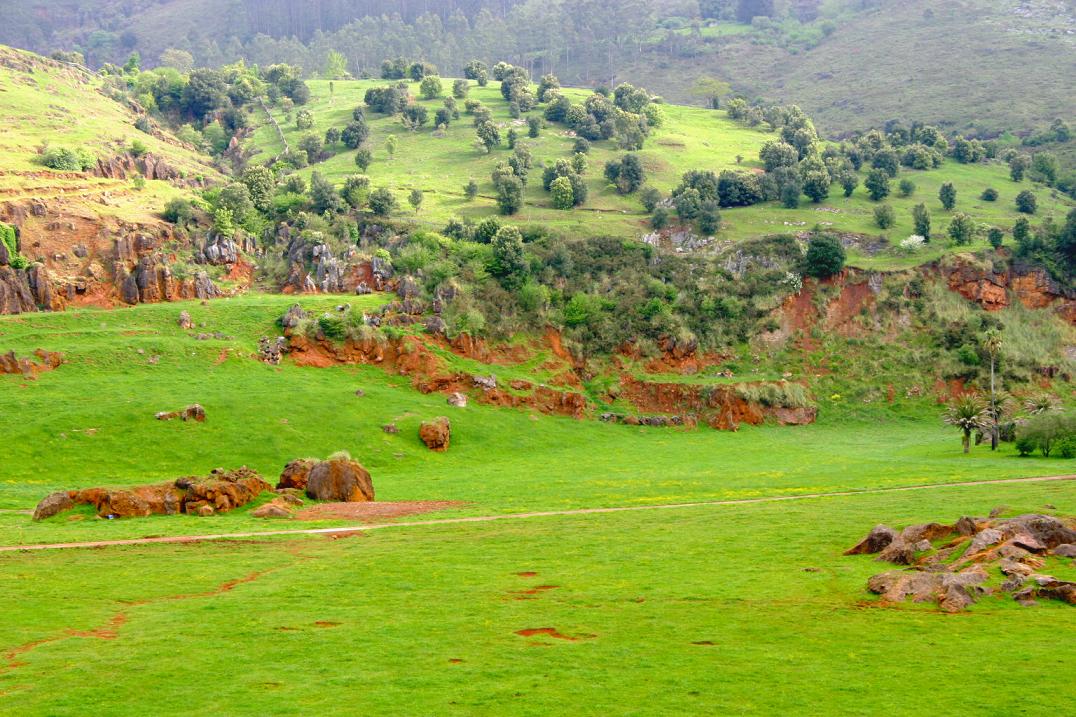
[
  {"left": 1015, "top": 435, "right": 1036, "bottom": 456},
  {"left": 368, "top": 188, "right": 397, "bottom": 216},
  {"left": 803, "top": 234, "right": 846, "bottom": 278},
  {"left": 1017, "top": 412, "right": 1076, "bottom": 457},
  {"left": 41, "top": 146, "right": 96, "bottom": 171},
  {"left": 873, "top": 204, "right": 895, "bottom": 229},
  {"left": 162, "top": 198, "right": 195, "bottom": 224},
  {"left": 980, "top": 188, "right": 999, "bottom": 202},
  {"left": 898, "top": 179, "right": 916, "bottom": 197},
  {"left": 1058, "top": 436, "right": 1076, "bottom": 459},
  {"left": 130, "top": 139, "right": 149, "bottom": 158},
  {"left": 1015, "top": 190, "right": 1037, "bottom": 214}
]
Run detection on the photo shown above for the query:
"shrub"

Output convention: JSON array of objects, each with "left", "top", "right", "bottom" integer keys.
[
  {"left": 318, "top": 314, "right": 347, "bottom": 340},
  {"left": 1015, "top": 190, "right": 1037, "bottom": 214},
  {"left": 980, "top": 187, "right": 999, "bottom": 202},
  {"left": 1058, "top": 436, "right": 1076, "bottom": 459},
  {"left": 803, "top": 234, "right": 846, "bottom": 278},
  {"left": 354, "top": 147, "right": 373, "bottom": 171},
  {"left": 41, "top": 146, "right": 96, "bottom": 171},
  {"left": 898, "top": 179, "right": 916, "bottom": 197},
  {"left": 651, "top": 207, "right": 669, "bottom": 229},
  {"left": 162, "top": 198, "right": 195, "bottom": 224},
  {"left": 464, "top": 179, "right": 479, "bottom": 201},
  {"left": 1015, "top": 435, "right": 1036, "bottom": 456},
  {"left": 864, "top": 169, "right": 890, "bottom": 201},
  {"left": 550, "top": 176, "right": 574, "bottom": 209},
  {"left": 295, "top": 109, "right": 314, "bottom": 130},
  {"left": 1017, "top": 412, "right": 1076, "bottom": 457},
  {"left": 419, "top": 75, "right": 443, "bottom": 100},
  {"left": 874, "top": 204, "right": 895, "bottom": 229},
  {"left": 368, "top": 188, "right": 397, "bottom": 216}
]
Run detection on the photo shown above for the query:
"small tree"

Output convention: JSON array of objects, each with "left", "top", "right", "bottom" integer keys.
[
  {"left": 840, "top": 172, "right": 859, "bottom": 198},
  {"left": 550, "top": 176, "right": 574, "bottom": 209},
  {"left": 490, "top": 225, "right": 527, "bottom": 288},
  {"left": 1015, "top": 190, "right": 1037, "bottom": 214},
  {"left": 464, "top": 179, "right": 479, "bottom": 201},
  {"left": 947, "top": 212, "right": 976, "bottom": 245},
  {"left": 802, "top": 170, "right": 831, "bottom": 203},
  {"left": 865, "top": 169, "right": 890, "bottom": 201},
  {"left": 987, "top": 227, "right": 1004, "bottom": 248},
  {"left": 640, "top": 187, "right": 662, "bottom": 213},
  {"left": 874, "top": 204, "right": 895, "bottom": 229},
  {"left": 527, "top": 116, "right": 541, "bottom": 138},
  {"left": 354, "top": 147, "right": 373, "bottom": 171},
  {"left": 1012, "top": 216, "right": 1031, "bottom": 247},
  {"left": 912, "top": 203, "right": 931, "bottom": 239},
  {"left": 324, "top": 127, "right": 341, "bottom": 146},
  {"left": 295, "top": 109, "right": 314, "bottom": 130},
  {"left": 385, "top": 135, "right": 398, "bottom": 159},
  {"left": 476, "top": 121, "right": 500, "bottom": 152},
  {"left": 803, "top": 234, "right": 846, "bottom": 278},
  {"left": 408, "top": 188, "right": 424, "bottom": 213},
  {"left": 983, "top": 330, "right": 1003, "bottom": 450},
  {"left": 939, "top": 182, "right": 957, "bottom": 210},
  {"left": 1009, "top": 154, "right": 1030, "bottom": 182},
  {"left": 368, "top": 188, "right": 397, "bottom": 216},
  {"left": 341, "top": 119, "right": 369, "bottom": 148},
  {"left": 898, "top": 178, "right": 916, "bottom": 197},
  {"left": 452, "top": 79, "right": 469, "bottom": 99},
  {"left": 420, "top": 75, "right": 443, "bottom": 100},
  {"left": 943, "top": 396, "right": 988, "bottom": 454},
  {"left": 980, "top": 187, "right": 998, "bottom": 202},
  {"left": 651, "top": 207, "right": 670, "bottom": 229}
]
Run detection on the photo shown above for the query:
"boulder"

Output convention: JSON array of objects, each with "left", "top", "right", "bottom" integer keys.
[
  {"left": 419, "top": 417, "right": 451, "bottom": 452},
  {"left": 32, "top": 491, "right": 74, "bottom": 521},
  {"left": 178, "top": 310, "right": 193, "bottom": 330},
  {"left": 382, "top": 423, "right": 399, "bottom": 434},
  {"left": 305, "top": 458, "right": 375, "bottom": 503},
  {"left": 277, "top": 459, "right": 317, "bottom": 491},
  {"left": 155, "top": 404, "right": 206, "bottom": 422},
  {"left": 98, "top": 490, "right": 152, "bottom": 518},
  {"left": 179, "top": 467, "right": 272, "bottom": 513},
  {"left": 845, "top": 525, "right": 899, "bottom": 555},
  {"left": 472, "top": 375, "right": 497, "bottom": 390},
  {"left": 900, "top": 522, "right": 952, "bottom": 543},
  {"left": 252, "top": 500, "right": 293, "bottom": 519},
  {"left": 1001, "top": 514, "right": 1076, "bottom": 549},
  {"left": 447, "top": 392, "right": 468, "bottom": 408},
  {"left": 1053, "top": 544, "right": 1076, "bottom": 558}
]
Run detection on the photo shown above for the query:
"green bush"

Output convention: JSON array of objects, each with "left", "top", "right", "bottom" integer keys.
[
  {"left": 1016, "top": 412, "right": 1076, "bottom": 457},
  {"left": 40, "top": 146, "right": 96, "bottom": 171},
  {"left": 317, "top": 314, "right": 347, "bottom": 341},
  {"left": 1015, "top": 435, "right": 1036, "bottom": 456},
  {"left": 1058, "top": 436, "right": 1076, "bottom": 459},
  {"left": 802, "top": 234, "right": 846, "bottom": 278}
]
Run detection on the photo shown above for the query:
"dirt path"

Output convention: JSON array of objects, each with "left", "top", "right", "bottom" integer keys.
[{"left": 2, "top": 474, "right": 1072, "bottom": 553}]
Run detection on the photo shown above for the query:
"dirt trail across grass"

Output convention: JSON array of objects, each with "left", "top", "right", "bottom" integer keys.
[{"left": 3, "top": 474, "right": 1072, "bottom": 553}]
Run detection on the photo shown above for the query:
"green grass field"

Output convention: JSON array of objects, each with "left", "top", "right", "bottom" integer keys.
[
  {"left": 246, "top": 77, "right": 1073, "bottom": 270},
  {"left": 1, "top": 296, "right": 1074, "bottom": 714}
]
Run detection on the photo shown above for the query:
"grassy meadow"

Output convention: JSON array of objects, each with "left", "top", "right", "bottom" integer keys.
[{"left": 246, "top": 77, "right": 1074, "bottom": 269}]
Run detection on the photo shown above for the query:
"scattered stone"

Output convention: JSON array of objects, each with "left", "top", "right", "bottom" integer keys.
[
  {"left": 354, "top": 388, "right": 365, "bottom": 397},
  {"left": 258, "top": 336, "right": 287, "bottom": 365},
  {"left": 305, "top": 457, "right": 375, "bottom": 503},
  {"left": 419, "top": 417, "right": 451, "bottom": 452},
  {"left": 447, "top": 392, "right": 468, "bottom": 408},
  {"left": 472, "top": 374, "right": 497, "bottom": 390},
  {"left": 178, "top": 311, "right": 193, "bottom": 330},
  {"left": 155, "top": 404, "right": 206, "bottom": 423},
  {"left": 252, "top": 500, "right": 293, "bottom": 519},
  {"left": 1054, "top": 544, "right": 1076, "bottom": 558},
  {"left": 0, "top": 349, "right": 64, "bottom": 379}
]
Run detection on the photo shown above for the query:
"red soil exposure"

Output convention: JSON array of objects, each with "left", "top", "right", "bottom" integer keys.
[
  {"left": 293, "top": 500, "right": 465, "bottom": 522},
  {"left": 510, "top": 585, "right": 560, "bottom": 599},
  {"left": 516, "top": 571, "right": 538, "bottom": 577},
  {"left": 940, "top": 255, "right": 1075, "bottom": 322},
  {"left": 515, "top": 628, "right": 582, "bottom": 641},
  {"left": 618, "top": 377, "right": 816, "bottom": 431},
  {"left": 0, "top": 349, "right": 63, "bottom": 379},
  {"left": 313, "top": 621, "right": 341, "bottom": 628}
]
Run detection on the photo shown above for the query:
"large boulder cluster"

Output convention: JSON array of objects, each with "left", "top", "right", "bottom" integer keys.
[
  {"left": 847, "top": 513, "right": 1076, "bottom": 611},
  {"left": 276, "top": 456, "right": 375, "bottom": 503},
  {"left": 33, "top": 467, "right": 272, "bottom": 520}
]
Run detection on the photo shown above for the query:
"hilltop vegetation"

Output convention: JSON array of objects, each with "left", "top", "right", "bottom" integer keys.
[{"left": 5, "top": 0, "right": 1074, "bottom": 141}]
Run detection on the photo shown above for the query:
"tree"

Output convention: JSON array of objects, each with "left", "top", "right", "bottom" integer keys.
[
  {"left": 323, "top": 50, "right": 348, "bottom": 80},
  {"left": 947, "top": 213, "right": 976, "bottom": 245},
  {"left": 420, "top": 75, "right": 443, "bottom": 100},
  {"left": 604, "top": 154, "right": 645, "bottom": 194},
  {"left": 298, "top": 134, "right": 324, "bottom": 163},
  {"left": 368, "top": 188, "right": 397, "bottom": 216},
  {"left": 898, "top": 179, "right": 916, "bottom": 197},
  {"left": 802, "top": 170, "right": 831, "bottom": 203},
  {"left": 803, "top": 235, "right": 845, "bottom": 278},
  {"left": 354, "top": 147, "right": 373, "bottom": 171},
  {"left": 408, "top": 189, "right": 424, "bottom": 213},
  {"left": 1032, "top": 152, "right": 1060, "bottom": 184},
  {"left": 865, "top": 169, "right": 890, "bottom": 201},
  {"left": 490, "top": 226, "right": 526, "bottom": 288},
  {"left": 295, "top": 109, "right": 314, "bottom": 130},
  {"left": 781, "top": 181, "right": 801, "bottom": 209},
  {"left": 871, "top": 149, "right": 899, "bottom": 178},
  {"left": 159, "top": 48, "right": 194, "bottom": 73},
  {"left": 980, "top": 187, "right": 998, "bottom": 202},
  {"left": 759, "top": 141, "right": 798, "bottom": 172},
  {"left": 385, "top": 135, "right": 398, "bottom": 159},
  {"left": 874, "top": 204, "right": 895, "bottom": 229},
  {"left": 1009, "top": 154, "right": 1030, "bottom": 182},
  {"left": 324, "top": 127, "right": 341, "bottom": 147},
  {"left": 983, "top": 330, "right": 1003, "bottom": 450},
  {"left": 341, "top": 175, "right": 370, "bottom": 210},
  {"left": 435, "top": 108, "right": 453, "bottom": 128},
  {"left": 943, "top": 396, "right": 988, "bottom": 454},
  {"left": 939, "top": 182, "right": 957, "bottom": 210},
  {"left": 651, "top": 207, "right": 670, "bottom": 229},
  {"left": 464, "top": 179, "right": 479, "bottom": 201},
  {"left": 452, "top": 79, "right": 469, "bottom": 99},
  {"left": 341, "top": 119, "right": 369, "bottom": 148},
  {"left": 494, "top": 174, "right": 523, "bottom": 215},
  {"left": 550, "top": 176, "right": 574, "bottom": 210},
  {"left": 987, "top": 227, "right": 1004, "bottom": 249},
  {"left": 474, "top": 217, "right": 500, "bottom": 244},
  {"left": 476, "top": 121, "right": 500, "bottom": 152},
  {"left": 240, "top": 165, "right": 275, "bottom": 212},
  {"left": 309, "top": 172, "right": 342, "bottom": 214},
  {"left": 537, "top": 74, "right": 561, "bottom": 103},
  {"left": 640, "top": 187, "right": 662, "bottom": 213},
  {"left": 912, "top": 203, "right": 931, "bottom": 238},
  {"left": 692, "top": 76, "right": 731, "bottom": 109},
  {"left": 697, "top": 201, "right": 721, "bottom": 235},
  {"left": 1012, "top": 216, "right": 1031, "bottom": 247},
  {"left": 402, "top": 105, "right": 428, "bottom": 128},
  {"left": 463, "top": 60, "right": 488, "bottom": 82},
  {"left": 507, "top": 128, "right": 518, "bottom": 149},
  {"left": 840, "top": 172, "right": 859, "bottom": 198},
  {"left": 527, "top": 116, "right": 542, "bottom": 138},
  {"left": 1015, "top": 190, "right": 1037, "bottom": 214}
]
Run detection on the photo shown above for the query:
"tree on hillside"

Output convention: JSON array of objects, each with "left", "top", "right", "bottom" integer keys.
[
  {"left": 1009, "top": 154, "right": 1031, "bottom": 182},
  {"left": 759, "top": 141, "right": 798, "bottom": 172},
  {"left": 912, "top": 203, "right": 931, "bottom": 239},
  {"left": 240, "top": 165, "right": 275, "bottom": 212},
  {"left": 550, "top": 176, "right": 575, "bottom": 210},
  {"left": 159, "top": 48, "right": 194, "bottom": 73},
  {"left": 369, "top": 187, "right": 397, "bottom": 216},
  {"left": 873, "top": 204, "right": 895, "bottom": 229},
  {"left": 983, "top": 330, "right": 1003, "bottom": 450},
  {"left": 295, "top": 109, "right": 314, "bottom": 130},
  {"left": 939, "top": 182, "right": 957, "bottom": 210},
  {"left": 692, "top": 76, "right": 732, "bottom": 109},
  {"left": 452, "top": 79, "right": 469, "bottom": 99},
  {"left": 947, "top": 213, "right": 976, "bottom": 245},
  {"left": 310, "top": 172, "right": 343, "bottom": 214},
  {"left": 943, "top": 396, "right": 988, "bottom": 454},
  {"left": 865, "top": 169, "right": 890, "bottom": 201},
  {"left": 354, "top": 147, "right": 373, "bottom": 171},
  {"left": 1015, "top": 190, "right": 1037, "bottom": 214},
  {"left": 802, "top": 234, "right": 845, "bottom": 278},
  {"left": 420, "top": 75, "right": 443, "bottom": 100},
  {"left": 802, "top": 168, "right": 832, "bottom": 203},
  {"left": 341, "top": 119, "right": 369, "bottom": 148},
  {"left": 477, "top": 121, "right": 501, "bottom": 152},
  {"left": 604, "top": 154, "right": 645, "bottom": 194},
  {"left": 323, "top": 50, "right": 349, "bottom": 80},
  {"left": 408, "top": 189, "right": 424, "bottom": 213},
  {"left": 490, "top": 225, "right": 527, "bottom": 288}
]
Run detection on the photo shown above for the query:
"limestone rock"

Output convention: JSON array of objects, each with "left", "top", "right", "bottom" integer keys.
[
  {"left": 844, "top": 525, "right": 897, "bottom": 555},
  {"left": 277, "top": 459, "right": 317, "bottom": 491},
  {"left": 156, "top": 404, "right": 206, "bottom": 422},
  {"left": 419, "top": 417, "right": 451, "bottom": 452},
  {"left": 305, "top": 458, "right": 375, "bottom": 503},
  {"left": 178, "top": 311, "right": 193, "bottom": 330},
  {"left": 32, "top": 491, "right": 74, "bottom": 521},
  {"left": 447, "top": 392, "right": 468, "bottom": 408}
]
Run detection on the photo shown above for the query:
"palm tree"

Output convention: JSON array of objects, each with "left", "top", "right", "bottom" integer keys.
[
  {"left": 944, "top": 396, "right": 989, "bottom": 454},
  {"left": 983, "top": 330, "right": 1002, "bottom": 450},
  {"left": 1024, "top": 393, "right": 1060, "bottom": 416}
]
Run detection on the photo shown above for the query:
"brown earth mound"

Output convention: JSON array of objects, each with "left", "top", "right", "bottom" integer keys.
[
  {"left": 33, "top": 467, "right": 272, "bottom": 520},
  {"left": 847, "top": 513, "right": 1076, "bottom": 611}
]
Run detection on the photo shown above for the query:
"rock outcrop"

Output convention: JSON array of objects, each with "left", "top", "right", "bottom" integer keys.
[
  {"left": 276, "top": 459, "right": 318, "bottom": 491},
  {"left": 34, "top": 467, "right": 272, "bottom": 520},
  {"left": 155, "top": 404, "right": 206, "bottom": 422},
  {"left": 0, "top": 349, "right": 63, "bottom": 379},
  {"left": 848, "top": 513, "right": 1076, "bottom": 611}
]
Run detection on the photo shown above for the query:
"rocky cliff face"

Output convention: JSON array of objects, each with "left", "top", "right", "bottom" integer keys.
[{"left": 942, "top": 254, "right": 1075, "bottom": 323}]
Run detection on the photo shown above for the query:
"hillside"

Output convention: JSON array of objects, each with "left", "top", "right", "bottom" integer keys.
[
  {"left": 4, "top": 1, "right": 1073, "bottom": 139},
  {"left": 0, "top": 45, "right": 225, "bottom": 311},
  {"left": 245, "top": 76, "right": 1074, "bottom": 271}
]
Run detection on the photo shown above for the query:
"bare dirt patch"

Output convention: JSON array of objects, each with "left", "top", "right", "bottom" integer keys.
[{"left": 294, "top": 500, "right": 465, "bottom": 522}]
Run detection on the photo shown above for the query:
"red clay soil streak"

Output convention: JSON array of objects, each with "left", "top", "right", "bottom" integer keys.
[
  {"left": 515, "top": 627, "right": 595, "bottom": 641},
  {"left": 294, "top": 500, "right": 465, "bottom": 522},
  {"left": 1, "top": 561, "right": 301, "bottom": 673}
]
